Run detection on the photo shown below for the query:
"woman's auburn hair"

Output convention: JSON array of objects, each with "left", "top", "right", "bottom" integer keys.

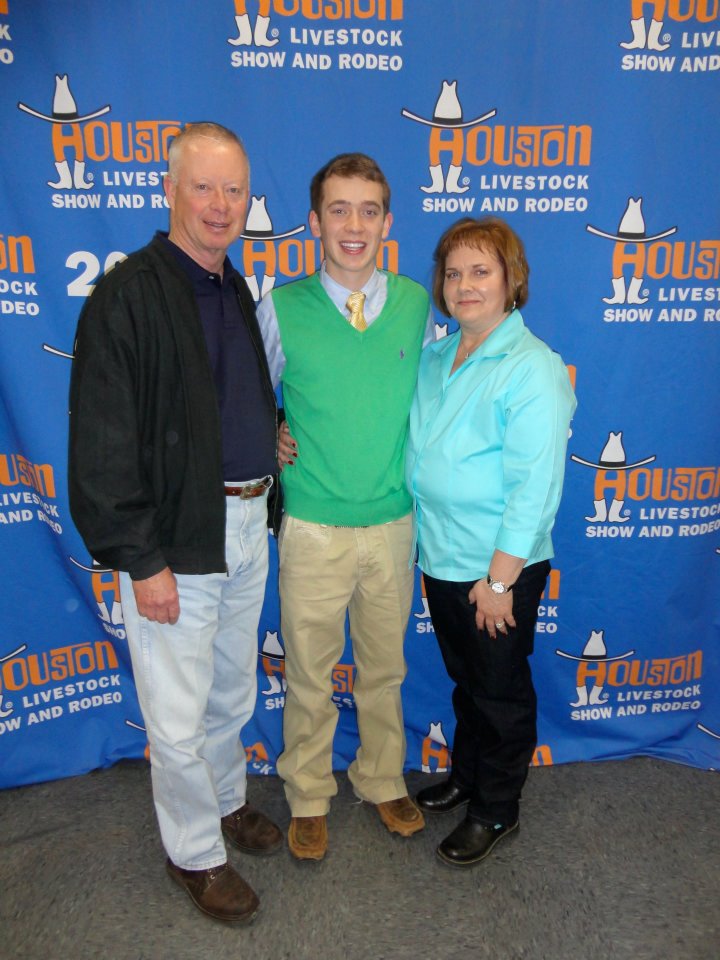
[{"left": 432, "top": 216, "right": 530, "bottom": 317}]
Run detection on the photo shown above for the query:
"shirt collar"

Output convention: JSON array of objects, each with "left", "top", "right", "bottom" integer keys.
[
  {"left": 474, "top": 308, "right": 525, "bottom": 359},
  {"left": 320, "top": 262, "right": 382, "bottom": 302},
  {"left": 432, "top": 308, "right": 525, "bottom": 361},
  {"left": 159, "top": 232, "right": 234, "bottom": 287}
]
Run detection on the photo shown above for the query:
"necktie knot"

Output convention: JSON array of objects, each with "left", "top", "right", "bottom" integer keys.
[{"left": 346, "top": 291, "right": 367, "bottom": 332}]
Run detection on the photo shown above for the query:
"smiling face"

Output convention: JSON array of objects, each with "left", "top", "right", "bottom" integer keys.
[
  {"left": 309, "top": 174, "right": 393, "bottom": 290},
  {"left": 442, "top": 244, "right": 510, "bottom": 340},
  {"left": 164, "top": 137, "right": 249, "bottom": 273}
]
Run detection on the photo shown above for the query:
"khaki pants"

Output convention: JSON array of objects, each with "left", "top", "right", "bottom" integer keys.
[{"left": 277, "top": 513, "right": 414, "bottom": 816}]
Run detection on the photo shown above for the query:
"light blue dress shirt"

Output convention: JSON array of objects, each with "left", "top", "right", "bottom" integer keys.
[
  {"left": 257, "top": 264, "right": 435, "bottom": 389},
  {"left": 405, "top": 310, "right": 577, "bottom": 581}
]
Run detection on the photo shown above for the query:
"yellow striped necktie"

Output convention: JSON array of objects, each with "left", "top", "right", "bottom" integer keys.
[{"left": 346, "top": 291, "right": 367, "bottom": 331}]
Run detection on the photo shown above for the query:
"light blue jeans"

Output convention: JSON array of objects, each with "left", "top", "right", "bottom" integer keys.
[{"left": 120, "top": 492, "right": 269, "bottom": 870}]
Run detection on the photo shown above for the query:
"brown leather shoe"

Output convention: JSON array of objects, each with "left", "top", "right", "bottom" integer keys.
[
  {"left": 287, "top": 815, "right": 328, "bottom": 861},
  {"left": 166, "top": 859, "right": 259, "bottom": 923},
  {"left": 375, "top": 796, "right": 426, "bottom": 837},
  {"left": 221, "top": 803, "right": 283, "bottom": 856}
]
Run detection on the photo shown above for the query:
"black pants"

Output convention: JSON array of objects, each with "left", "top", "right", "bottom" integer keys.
[{"left": 423, "top": 561, "right": 550, "bottom": 827}]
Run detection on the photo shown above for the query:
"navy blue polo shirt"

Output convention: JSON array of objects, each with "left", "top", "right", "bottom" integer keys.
[{"left": 162, "top": 235, "right": 276, "bottom": 482}]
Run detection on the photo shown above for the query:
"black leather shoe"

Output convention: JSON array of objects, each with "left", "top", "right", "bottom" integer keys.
[
  {"left": 415, "top": 779, "right": 471, "bottom": 814},
  {"left": 437, "top": 817, "right": 518, "bottom": 867}
]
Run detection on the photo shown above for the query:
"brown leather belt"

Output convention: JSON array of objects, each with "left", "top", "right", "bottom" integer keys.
[{"left": 224, "top": 477, "right": 272, "bottom": 499}]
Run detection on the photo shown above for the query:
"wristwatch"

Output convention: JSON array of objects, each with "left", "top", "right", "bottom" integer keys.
[{"left": 487, "top": 575, "right": 514, "bottom": 595}]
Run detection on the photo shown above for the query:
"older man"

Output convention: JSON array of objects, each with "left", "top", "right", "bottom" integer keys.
[{"left": 69, "top": 122, "right": 281, "bottom": 924}]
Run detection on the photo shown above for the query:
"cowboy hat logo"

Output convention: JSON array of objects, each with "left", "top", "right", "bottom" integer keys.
[
  {"left": 587, "top": 197, "right": 677, "bottom": 305},
  {"left": 571, "top": 431, "right": 656, "bottom": 523},
  {"left": 402, "top": 80, "right": 496, "bottom": 195},
  {"left": 556, "top": 629, "right": 635, "bottom": 707},
  {"left": 18, "top": 75, "right": 111, "bottom": 191}
]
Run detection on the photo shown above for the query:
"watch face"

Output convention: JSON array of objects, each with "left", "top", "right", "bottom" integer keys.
[{"left": 490, "top": 581, "right": 505, "bottom": 594}]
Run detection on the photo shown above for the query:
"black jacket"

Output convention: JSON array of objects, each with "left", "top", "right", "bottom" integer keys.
[{"left": 68, "top": 234, "right": 279, "bottom": 580}]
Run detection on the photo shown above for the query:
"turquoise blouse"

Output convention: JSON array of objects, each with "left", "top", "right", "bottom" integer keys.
[{"left": 405, "top": 310, "right": 577, "bottom": 581}]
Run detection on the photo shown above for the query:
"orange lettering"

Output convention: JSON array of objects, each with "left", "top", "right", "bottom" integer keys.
[
  {"left": 273, "top": 0, "right": 300, "bottom": 14},
  {"left": 277, "top": 238, "right": 318, "bottom": 277},
  {"left": 242, "top": 240, "right": 278, "bottom": 277},
  {"left": 541, "top": 568, "right": 561, "bottom": 601},
  {"left": 1, "top": 658, "right": 27, "bottom": 691},
  {"left": 422, "top": 737, "right": 450, "bottom": 770},
  {"left": 627, "top": 468, "right": 652, "bottom": 500},
  {"left": 0, "top": 235, "right": 35, "bottom": 274},
  {"left": 52, "top": 124, "right": 85, "bottom": 162},
  {"left": 576, "top": 661, "right": 608, "bottom": 686},
  {"left": 429, "top": 127, "right": 464, "bottom": 166},
  {"left": 567, "top": 125, "right": 593, "bottom": 165},
  {"left": 27, "top": 654, "right": 50, "bottom": 685},
  {"left": 668, "top": 0, "right": 702, "bottom": 21},
  {"left": 84, "top": 121, "right": 111, "bottom": 162},
  {"left": 245, "top": 742, "right": 270, "bottom": 762},
  {"left": 376, "top": 239, "right": 398, "bottom": 273},
  {"left": 593, "top": 470, "right": 627, "bottom": 501},
  {"left": 611, "top": 242, "right": 646, "bottom": 279},
  {"left": 531, "top": 744, "right": 553, "bottom": 766},
  {"left": 607, "top": 661, "right": 629, "bottom": 686},
  {"left": 695, "top": 0, "right": 720, "bottom": 19},
  {"left": 109, "top": 122, "right": 134, "bottom": 162},
  {"left": 91, "top": 570, "right": 121, "bottom": 605},
  {"left": 354, "top": 0, "right": 376, "bottom": 19},
  {"left": 332, "top": 663, "right": 355, "bottom": 694},
  {"left": 272, "top": 0, "right": 403, "bottom": 16},
  {"left": 261, "top": 656, "right": 286, "bottom": 681}
]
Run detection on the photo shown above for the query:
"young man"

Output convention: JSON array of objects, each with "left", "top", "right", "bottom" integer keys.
[
  {"left": 69, "top": 123, "right": 281, "bottom": 923},
  {"left": 258, "top": 153, "right": 433, "bottom": 860}
]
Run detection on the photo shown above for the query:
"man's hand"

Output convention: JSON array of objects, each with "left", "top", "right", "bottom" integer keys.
[
  {"left": 278, "top": 420, "right": 298, "bottom": 470},
  {"left": 132, "top": 567, "right": 180, "bottom": 624}
]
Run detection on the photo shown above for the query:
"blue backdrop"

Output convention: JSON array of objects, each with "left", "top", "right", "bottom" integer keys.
[{"left": 1, "top": 0, "right": 719, "bottom": 788}]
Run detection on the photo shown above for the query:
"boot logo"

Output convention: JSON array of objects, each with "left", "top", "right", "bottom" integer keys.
[
  {"left": 570, "top": 430, "right": 657, "bottom": 531},
  {"left": 618, "top": 2, "right": 720, "bottom": 74}
]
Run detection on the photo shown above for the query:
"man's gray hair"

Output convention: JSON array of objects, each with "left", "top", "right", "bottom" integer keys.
[{"left": 167, "top": 122, "right": 249, "bottom": 182}]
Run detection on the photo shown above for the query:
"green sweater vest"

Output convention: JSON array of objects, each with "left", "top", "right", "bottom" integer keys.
[{"left": 273, "top": 271, "right": 429, "bottom": 525}]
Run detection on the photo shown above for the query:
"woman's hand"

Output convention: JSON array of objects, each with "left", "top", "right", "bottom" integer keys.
[
  {"left": 468, "top": 578, "right": 516, "bottom": 639},
  {"left": 278, "top": 420, "right": 297, "bottom": 471}
]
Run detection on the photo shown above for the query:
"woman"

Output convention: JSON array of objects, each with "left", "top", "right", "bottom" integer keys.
[{"left": 406, "top": 217, "right": 576, "bottom": 867}]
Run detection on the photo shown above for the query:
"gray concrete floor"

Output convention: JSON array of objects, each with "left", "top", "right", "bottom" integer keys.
[{"left": 1, "top": 758, "right": 719, "bottom": 960}]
